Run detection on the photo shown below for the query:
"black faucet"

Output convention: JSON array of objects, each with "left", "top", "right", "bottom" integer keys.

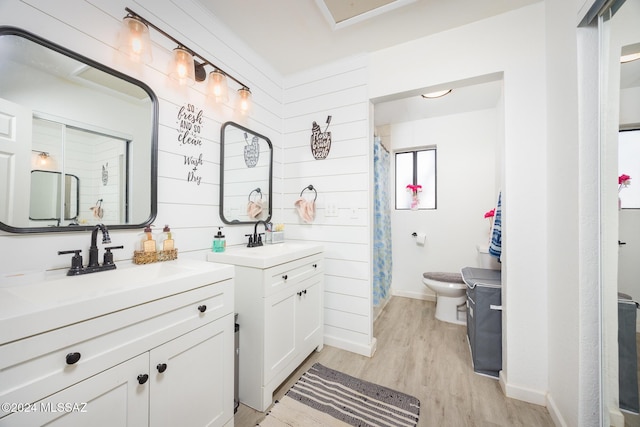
[
  {"left": 58, "top": 224, "right": 123, "bottom": 275},
  {"left": 249, "top": 220, "right": 268, "bottom": 247},
  {"left": 89, "top": 224, "right": 111, "bottom": 267}
]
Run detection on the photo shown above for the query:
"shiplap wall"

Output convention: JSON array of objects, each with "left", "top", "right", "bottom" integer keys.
[
  {"left": 282, "top": 56, "right": 375, "bottom": 356},
  {"left": 0, "top": 0, "right": 283, "bottom": 272}
]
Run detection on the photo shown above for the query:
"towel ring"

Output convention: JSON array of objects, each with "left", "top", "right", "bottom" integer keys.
[
  {"left": 248, "top": 188, "right": 262, "bottom": 202},
  {"left": 300, "top": 185, "right": 317, "bottom": 202}
]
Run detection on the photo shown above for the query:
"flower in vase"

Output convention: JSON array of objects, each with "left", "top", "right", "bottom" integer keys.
[
  {"left": 619, "top": 174, "right": 631, "bottom": 192},
  {"left": 406, "top": 184, "right": 422, "bottom": 210}
]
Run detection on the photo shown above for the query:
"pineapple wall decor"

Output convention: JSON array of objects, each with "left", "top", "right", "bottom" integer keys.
[
  {"left": 244, "top": 132, "right": 259, "bottom": 168},
  {"left": 101, "top": 163, "right": 108, "bottom": 186},
  {"left": 310, "top": 115, "right": 332, "bottom": 160}
]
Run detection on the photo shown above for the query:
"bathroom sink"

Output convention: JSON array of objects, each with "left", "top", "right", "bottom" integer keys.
[
  {"left": 207, "top": 242, "right": 323, "bottom": 269},
  {"left": 0, "top": 259, "right": 234, "bottom": 345}
]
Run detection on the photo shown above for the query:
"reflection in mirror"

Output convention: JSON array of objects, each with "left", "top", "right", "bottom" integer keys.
[
  {"left": 29, "top": 170, "right": 79, "bottom": 222},
  {"left": 616, "top": 12, "right": 640, "bottom": 420},
  {"left": 0, "top": 27, "right": 157, "bottom": 233},
  {"left": 600, "top": 0, "right": 640, "bottom": 421},
  {"left": 220, "top": 122, "right": 272, "bottom": 224}
]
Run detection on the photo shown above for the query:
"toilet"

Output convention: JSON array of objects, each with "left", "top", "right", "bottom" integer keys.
[
  {"left": 422, "top": 272, "right": 467, "bottom": 325},
  {"left": 423, "top": 245, "right": 501, "bottom": 325}
]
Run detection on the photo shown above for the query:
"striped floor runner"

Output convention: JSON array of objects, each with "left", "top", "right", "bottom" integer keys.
[{"left": 259, "top": 363, "right": 420, "bottom": 427}]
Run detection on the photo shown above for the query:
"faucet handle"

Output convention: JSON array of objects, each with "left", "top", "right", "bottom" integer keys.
[
  {"left": 245, "top": 234, "right": 254, "bottom": 247},
  {"left": 58, "top": 249, "right": 83, "bottom": 275},
  {"left": 103, "top": 245, "right": 124, "bottom": 266}
]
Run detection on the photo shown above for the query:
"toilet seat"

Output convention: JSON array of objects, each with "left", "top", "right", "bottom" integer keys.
[{"left": 422, "top": 272, "right": 465, "bottom": 288}]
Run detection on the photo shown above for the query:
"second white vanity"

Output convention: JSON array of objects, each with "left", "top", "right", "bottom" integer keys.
[{"left": 207, "top": 242, "right": 324, "bottom": 412}]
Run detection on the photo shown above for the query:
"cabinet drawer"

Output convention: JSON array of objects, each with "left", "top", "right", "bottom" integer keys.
[
  {"left": 263, "top": 254, "right": 323, "bottom": 296},
  {"left": 0, "top": 280, "right": 233, "bottom": 411}
]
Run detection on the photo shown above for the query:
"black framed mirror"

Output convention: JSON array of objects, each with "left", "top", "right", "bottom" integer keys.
[
  {"left": 220, "top": 121, "right": 272, "bottom": 224},
  {"left": 0, "top": 26, "right": 157, "bottom": 233},
  {"left": 29, "top": 170, "right": 80, "bottom": 222}
]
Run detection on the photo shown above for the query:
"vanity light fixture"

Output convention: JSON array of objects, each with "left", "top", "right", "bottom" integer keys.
[
  {"left": 117, "top": 15, "right": 153, "bottom": 63},
  {"left": 32, "top": 150, "right": 50, "bottom": 166},
  {"left": 207, "top": 70, "right": 229, "bottom": 103},
  {"left": 119, "top": 8, "right": 252, "bottom": 110},
  {"left": 421, "top": 89, "right": 452, "bottom": 99},
  {"left": 236, "top": 87, "right": 252, "bottom": 115},
  {"left": 169, "top": 47, "right": 196, "bottom": 86}
]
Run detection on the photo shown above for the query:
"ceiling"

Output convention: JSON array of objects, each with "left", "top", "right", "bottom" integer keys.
[
  {"left": 194, "top": 0, "right": 539, "bottom": 125},
  {"left": 195, "top": 0, "right": 540, "bottom": 76}
]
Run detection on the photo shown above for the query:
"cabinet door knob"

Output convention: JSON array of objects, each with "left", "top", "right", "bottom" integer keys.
[
  {"left": 303, "top": 289, "right": 307, "bottom": 294},
  {"left": 313, "top": 264, "right": 317, "bottom": 268},
  {"left": 282, "top": 274, "right": 288, "bottom": 280},
  {"left": 137, "top": 374, "right": 149, "bottom": 385},
  {"left": 65, "top": 352, "right": 81, "bottom": 365},
  {"left": 297, "top": 291, "right": 302, "bottom": 296},
  {"left": 157, "top": 363, "right": 167, "bottom": 373},
  {"left": 198, "top": 304, "right": 207, "bottom": 313}
]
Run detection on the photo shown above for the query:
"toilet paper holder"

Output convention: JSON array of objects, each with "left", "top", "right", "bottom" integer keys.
[{"left": 412, "top": 232, "right": 426, "bottom": 245}]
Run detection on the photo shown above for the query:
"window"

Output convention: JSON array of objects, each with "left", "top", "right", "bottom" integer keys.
[
  {"left": 395, "top": 148, "right": 436, "bottom": 210},
  {"left": 619, "top": 129, "right": 640, "bottom": 208}
]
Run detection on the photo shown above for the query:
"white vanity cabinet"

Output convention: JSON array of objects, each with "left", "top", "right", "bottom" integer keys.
[
  {"left": 0, "top": 260, "right": 235, "bottom": 427},
  {"left": 207, "top": 243, "right": 324, "bottom": 412}
]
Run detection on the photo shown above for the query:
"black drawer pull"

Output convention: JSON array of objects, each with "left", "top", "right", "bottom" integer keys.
[
  {"left": 137, "top": 374, "right": 149, "bottom": 385},
  {"left": 66, "top": 352, "right": 81, "bottom": 365},
  {"left": 297, "top": 291, "right": 302, "bottom": 296},
  {"left": 312, "top": 264, "right": 318, "bottom": 268},
  {"left": 198, "top": 304, "right": 207, "bottom": 313},
  {"left": 157, "top": 363, "right": 167, "bottom": 373},
  {"left": 303, "top": 289, "right": 307, "bottom": 294},
  {"left": 282, "top": 274, "right": 288, "bottom": 280}
]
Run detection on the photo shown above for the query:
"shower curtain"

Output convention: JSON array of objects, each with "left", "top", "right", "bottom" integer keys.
[{"left": 373, "top": 136, "right": 392, "bottom": 307}]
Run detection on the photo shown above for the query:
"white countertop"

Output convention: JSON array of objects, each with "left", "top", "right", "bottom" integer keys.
[
  {"left": 207, "top": 242, "right": 323, "bottom": 269},
  {"left": 0, "top": 259, "right": 234, "bottom": 345}
]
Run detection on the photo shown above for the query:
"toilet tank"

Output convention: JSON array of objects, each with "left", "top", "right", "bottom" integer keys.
[{"left": 477, "top": 245, "right": 501, "bottom": 270}]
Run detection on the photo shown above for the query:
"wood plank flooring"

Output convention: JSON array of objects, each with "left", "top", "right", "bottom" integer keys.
[{"left": 235, "top": 296, "right": 554, "bottom": 427}]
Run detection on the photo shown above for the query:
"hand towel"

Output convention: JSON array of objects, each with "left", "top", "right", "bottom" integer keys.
[
  {"left": 294, "top": 198, "right": 315, "bottom": 223},
  {"left": 247, "top": 200, "right": 263, "bottom": 219},
  {"left": 488, "top": 192, "right": 502, "bottom": 261}
]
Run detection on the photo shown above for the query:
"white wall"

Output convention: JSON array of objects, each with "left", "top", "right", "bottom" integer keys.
[
  {"left": 389, "top": 108, "right": 499, "bottom": 300},
  {"left": 0, "top": 0, "right": 282, "bottom": 273},
  {"left": 369, "top": 3, "right": 549, "bottom": 406},
  {"left": 282, "top": 56, "right": 375, "bottom": 356},
  {"left": 545, "top": 0, "right": 581, "bottom": 424}
]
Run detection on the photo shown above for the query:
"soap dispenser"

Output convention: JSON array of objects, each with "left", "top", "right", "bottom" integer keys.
[
  {"left": 158, "top": 224, "right": 175, "bottom": 251},
  {"left": 213, "top": 227, "right": 226, "bottom": 253},
  {"left": 136, "top": 225, "right": 156, "bottom": 253}
]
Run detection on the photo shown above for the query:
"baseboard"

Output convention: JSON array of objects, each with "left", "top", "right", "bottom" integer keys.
[
  {"left": 610, "top": 407, "right": 625, "bottom": 427},
  {"left": 392, "top": 288, "right": 436, "bottom": 302},
  {"left": 546, "top": 393, "right": 568, "bottom": 427},
  {"left": 323, "top": 335, "right": 377, "bottom": 357},
  {"left": 498, "top": 370, "right": 547, "bottom": 406}
]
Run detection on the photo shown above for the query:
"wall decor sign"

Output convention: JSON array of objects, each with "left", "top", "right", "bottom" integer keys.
[
  {"left": 310, "top": 115, "right": 332, "bottom": 160},
  {"left": 176, "top": 103, "right": 204, "bottom": 185},
  {"left": 101, "top": 162, "right": 108, "bottom": 186},
  {"left": 244, "top": 132, "right": 259, "bottom": 168}
]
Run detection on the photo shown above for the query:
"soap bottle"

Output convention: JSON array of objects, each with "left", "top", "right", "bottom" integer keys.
[
  {"left": 213, "top": 227, "right": 226, "bottom": 253},
  {"left": 158, "top": 224, "right": 175, "bottom": 251},
  {"left": 136, "top": 225, "right": 156, "bottom": 253}
]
